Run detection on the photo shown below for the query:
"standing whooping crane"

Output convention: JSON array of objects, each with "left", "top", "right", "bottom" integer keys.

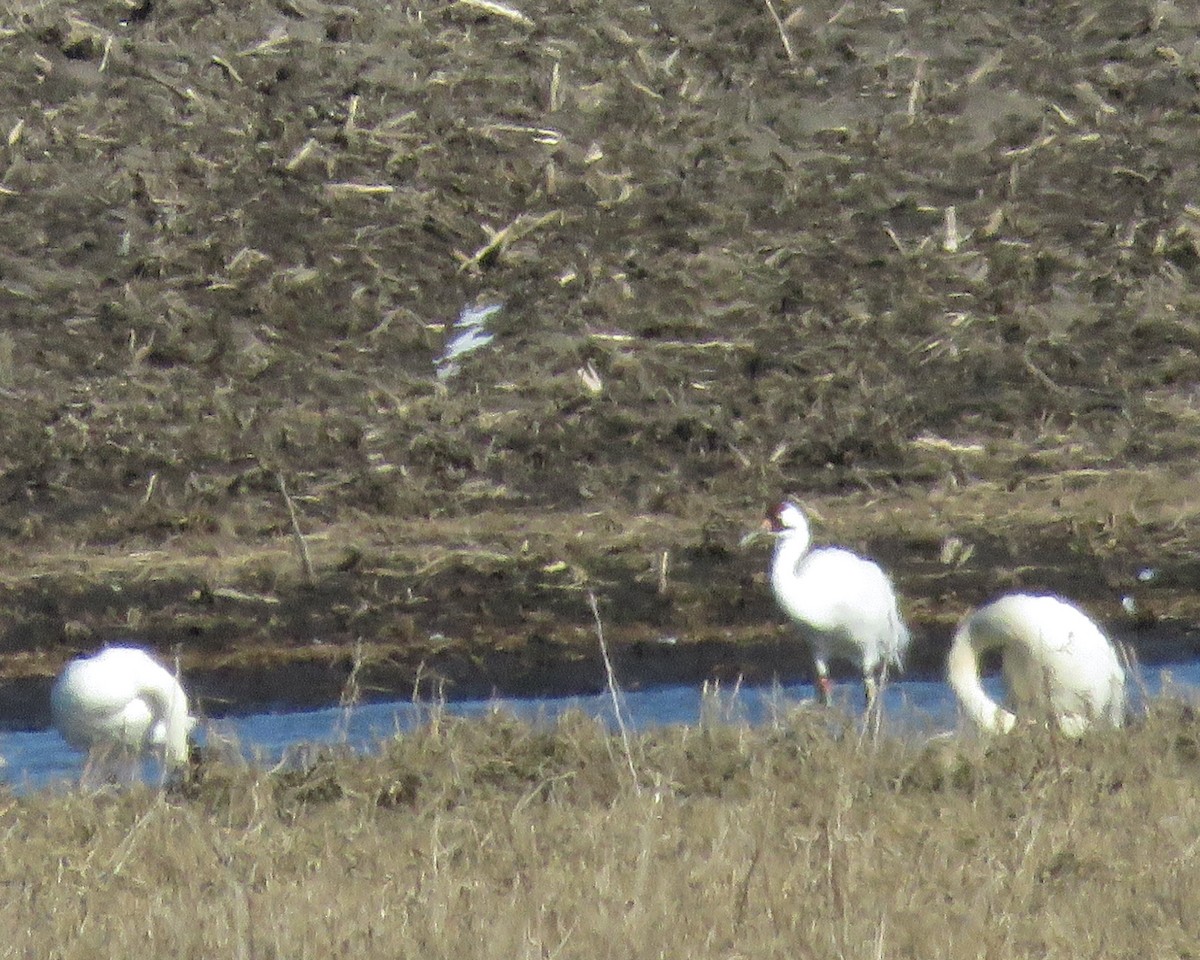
[
  {"left": 947, "top": 593, "right": 1127, "bottom": 737},
  {"left": 765, "top": 500, "right": 911, "bottom": 710},
  {"left": 51, "top": 646, "right": 195, "bottom": 771}
]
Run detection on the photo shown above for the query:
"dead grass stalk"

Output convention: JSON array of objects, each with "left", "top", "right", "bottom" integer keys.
[{"left": 589, "top": 590, "right": 641, "bottom": 795}]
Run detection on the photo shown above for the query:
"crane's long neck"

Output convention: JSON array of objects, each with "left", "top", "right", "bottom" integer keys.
[
  {"left": 143, "top": 674, "right": 191, "bottom": 767},
  {"left": 947, "top": 622, "right": 1016, "bottom": 734},
  {"left": 770, "top": 521, "right": 812, "bottom": 600}
]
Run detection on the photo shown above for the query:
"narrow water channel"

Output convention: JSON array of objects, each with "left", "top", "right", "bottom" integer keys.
[{"left": 4, "top": 659, "right": 1198, "bottom": 793}]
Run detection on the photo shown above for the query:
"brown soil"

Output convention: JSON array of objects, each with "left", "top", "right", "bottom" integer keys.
[{"left": 3, "top": 0, "right": 1200, "bottom": 727}]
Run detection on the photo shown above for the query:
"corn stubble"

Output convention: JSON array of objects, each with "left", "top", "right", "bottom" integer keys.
[
  {"left": 3, "top": 703, "right": 1199, "bottom": 958},
  {"left": 5, "top": 0, "right": 1200, "bottom": 705}
]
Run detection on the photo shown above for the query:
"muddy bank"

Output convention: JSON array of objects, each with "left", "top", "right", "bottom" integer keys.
[
  {"left": 5, "top": 605, "right": 1200, "bottom": 733},
  {"left": 3, "top": 493, "right": 1200, "bottom": 731},
  {"left": 152, "top": 618, "right": 1200, "bottom": 711}
]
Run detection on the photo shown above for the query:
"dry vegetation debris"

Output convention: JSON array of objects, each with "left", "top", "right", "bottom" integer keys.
[{"left": 1, "top": 0, "right": 1200, "bottom": 709}]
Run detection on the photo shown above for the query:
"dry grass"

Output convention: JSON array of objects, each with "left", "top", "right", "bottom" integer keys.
[{"left": 4, "top": 702, "right": 1200, "bottom": 958}]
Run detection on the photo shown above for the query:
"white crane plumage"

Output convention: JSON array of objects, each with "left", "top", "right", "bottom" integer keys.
[
  {"left": 947, "top": 593, "right": 1127, "bottom": 736},
  {"left": 50, "top": 646, "right": 195, "bottom": 769},
  {"left": 765, "top": 500, "right": 911, "bottom": 709}
]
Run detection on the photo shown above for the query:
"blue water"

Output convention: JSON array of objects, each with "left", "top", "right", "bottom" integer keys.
[{"left": 4, "top": 662, "right": 1198, "bottom": 793}]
